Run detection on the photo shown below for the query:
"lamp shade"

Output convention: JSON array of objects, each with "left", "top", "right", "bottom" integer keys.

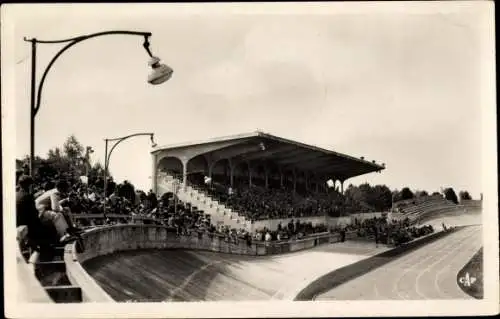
[{"left": 148, "top": 56, "right": 173, "bottom": 85}]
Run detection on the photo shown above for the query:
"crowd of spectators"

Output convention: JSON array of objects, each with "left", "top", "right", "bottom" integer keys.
[
  {"left": 252, "top": 220, "right": 329, "bottom": 242},
  {"left": 337, "top": 215, "right": 435, "bottom": 246},
  {"left": 188, "top": 176, "right": 367, "bottom": 221}
]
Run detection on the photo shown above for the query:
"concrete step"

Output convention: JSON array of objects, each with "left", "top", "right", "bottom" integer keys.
[
  {"left": 38, "top": 271, "right": 72, "bottom": 287},
  {"left": 44, "top": 285, "right": 82, "bottom": 303},
  {"left": 35, "top": 260, "right": 66, "bottom": 284}
]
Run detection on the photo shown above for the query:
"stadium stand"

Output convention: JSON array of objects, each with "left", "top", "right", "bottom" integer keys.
[{"left": 393, "top": 195, "right": 459, "bottom": 223}]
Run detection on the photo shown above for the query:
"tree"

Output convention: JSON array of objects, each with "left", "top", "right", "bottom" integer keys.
[
  {"left": 431, "top": 191, "right": 442, "bottom": 197},
  {"left": 392, "top": 190, "right": 402, "bottom": 202},
  {"left": 415, "top": 190, "right": 429, "bottom": 198},
  {"left": 459, "top": 190, "right": 472, "bottom": 201},
  {"left": 370, "top": 184, "right": 392, "bottom": 211},
  {"left": 63, "top": 135, "right": 85, "bottom": 175},
  {"left": 343, "top": 183, "right": 392, "bottom": 212},
  {"left": 400, "top": 187, "right": 414, "bottom": 200},
  {"left": 443, "top": 187, "right": 459, "bottom": 204}
]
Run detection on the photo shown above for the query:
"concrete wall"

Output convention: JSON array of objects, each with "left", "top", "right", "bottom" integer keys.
[
  {"left": 250, "top": 213, "right": 387, "bottom": 232},
  {"left": 64, "top": 225, "right": 344, "bottom": 302}
]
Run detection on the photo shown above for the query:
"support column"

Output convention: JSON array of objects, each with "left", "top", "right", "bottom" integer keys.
[
  {"left": 181, "top": 158, "right": 188, "bottom": 190},
  {"left": 228, "top": 159, "right": 235, "bottom": 187},
  {"left": 340, "top": 180, "right": 345, "bottom": 195},
  {"left": 208, "top": 161, "right": 215, "bottom": 180},
  {"left": 280, "top": 169, "right": 284, "bottom": 188},
  {"left": 305, "top": 171, "right": 309, "bottom": 192},
  {"left": 151, "top": 154, "right": 158, "bottom": 194},
  {"left": 264, "top": 167, "right": 269, "bottom": 189},
  {"left": 248, "top": 161, "right": 253, "bottom": 187},
  {"left": 293, "top": 169, "right": 297, "bottom": 193}
]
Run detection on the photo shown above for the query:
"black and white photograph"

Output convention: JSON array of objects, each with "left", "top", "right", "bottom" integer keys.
[{"left": 2, "top": 2, "right": 498, "bottom": 318}]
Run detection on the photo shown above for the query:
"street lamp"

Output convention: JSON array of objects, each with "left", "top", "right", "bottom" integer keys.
[
  {"left": 24, "top": 30, "right": 173, "bottom": 175},
  {"left": 103, "top": 132, "right": 156, "bottom": 218}
]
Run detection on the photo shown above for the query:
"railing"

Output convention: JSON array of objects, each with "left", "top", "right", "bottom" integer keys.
[{"left": 158, "top": 174, "right": 250, "bottom": 230}]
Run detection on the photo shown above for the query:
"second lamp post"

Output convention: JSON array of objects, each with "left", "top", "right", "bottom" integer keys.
[{"left": 102, "top": 132, "right": 157, "bottom": 218}]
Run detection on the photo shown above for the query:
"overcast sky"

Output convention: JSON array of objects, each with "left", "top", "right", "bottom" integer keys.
[{"left": 4, "top": 2, "right": 493, "bottom": 198}]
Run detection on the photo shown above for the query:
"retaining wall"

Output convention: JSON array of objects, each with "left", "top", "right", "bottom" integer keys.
[{"left": 64, "top": 225, "right": 344, "bottom": 302}]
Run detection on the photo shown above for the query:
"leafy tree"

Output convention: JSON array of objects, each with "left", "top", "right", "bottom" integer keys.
[
  {"left": 431, "top": 191, "right": 442, "bottom": 197},
  {"left": 63, "top": 135, "right": 86, "bottom": 176},
  {"left": 371, "top": 184, "right": 392, "bottom": 211},
  {"left": 415, "top": 190, "right": 429, "bottom": 198},
  {"left": 459, "top": 190, "right": 472, "bottom": 201},
  {"left": 443, "top": 187, "right": 459, "bottom": 204},
  {"left": 344, "top": 183, "right": 392, "bottom": 211},
  {"left": 400, "top": 187, "right": 414, "bottom": 200},
  {"left": 392, "top": 190, "right": 402, "bottom": 202}
]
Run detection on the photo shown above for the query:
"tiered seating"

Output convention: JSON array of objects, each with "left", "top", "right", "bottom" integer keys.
[
  {"left": 394, "top": 195, "right": 458, "bottom": 222},
  {"left": 176, "top": 174, "right": 360, "bottom": 221},
  {"left": 461, "top": 199, "right": 482, "bottom": 209}
]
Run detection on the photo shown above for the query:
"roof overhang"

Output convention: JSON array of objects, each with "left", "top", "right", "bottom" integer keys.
[{"left": 152, "top": 131, "right": 385, "bottom": 180}]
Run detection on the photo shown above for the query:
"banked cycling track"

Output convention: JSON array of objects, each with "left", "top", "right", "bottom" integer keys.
[{"left": 83, "top": 210, "right": 482, "bottom": 302}]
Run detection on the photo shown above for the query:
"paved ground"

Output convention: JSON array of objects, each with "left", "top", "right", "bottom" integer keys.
[
  {"left": 316, "top": 223, "right": 482, "bottom": 300},
  {"left": 83, "top": 240, "right": 388, "bottom": 302}
]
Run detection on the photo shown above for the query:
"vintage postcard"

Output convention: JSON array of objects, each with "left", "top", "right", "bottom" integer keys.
[{"left": 2, "top": 2, "right": 498, "bottom": 318}]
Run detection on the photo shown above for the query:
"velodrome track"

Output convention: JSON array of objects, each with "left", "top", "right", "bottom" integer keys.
[
  {"left": 83, "top": 210, "right": 482, "bottom": 302},
  {"left": 83, "top": 239, "right": 389, "bottom": 302},
  {"left": 316, "top": 212, "right": 483, "bottom": 300}
]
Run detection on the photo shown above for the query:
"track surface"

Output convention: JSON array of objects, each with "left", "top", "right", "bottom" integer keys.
[
  {"left": 83, "top": 241, "right": 388, "bottom": 302},
  {"left": 84, "top": 211, "right": 482, "bottom": 302},
  {"left": 316, "top": 214, "right": 482, "bottom": 300}
]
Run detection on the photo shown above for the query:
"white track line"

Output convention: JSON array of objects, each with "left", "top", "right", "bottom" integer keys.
[{"left": 413, "top": 227, "right": 479, "bottom": 299}]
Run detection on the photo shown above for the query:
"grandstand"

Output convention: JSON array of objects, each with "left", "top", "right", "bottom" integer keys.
[{"left": 151, "top": 131, "right": 385, "bottom": 230}]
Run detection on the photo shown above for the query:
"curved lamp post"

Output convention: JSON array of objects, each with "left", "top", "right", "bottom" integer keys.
[
  {"left": 25, "top": 30, "right": 173, "bottom": 175},
  {"left": 103, "top": 132, "right": 157, "bottom": 218}
]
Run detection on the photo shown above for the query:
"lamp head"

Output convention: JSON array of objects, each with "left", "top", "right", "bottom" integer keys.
[
  {"left": 150, "top": 134, "right": 157, "bottom": 148},
  {"left": 148, "top": 56, "right": 173, "bottom": 85}
]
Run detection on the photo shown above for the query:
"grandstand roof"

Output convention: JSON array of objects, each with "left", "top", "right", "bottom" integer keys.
[{"left": 152, "top": 131, "right": 385, "bottom": 180}]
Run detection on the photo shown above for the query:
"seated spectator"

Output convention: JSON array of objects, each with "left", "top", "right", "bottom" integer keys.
[
  {"left": 16, "top": 176, "right": 78, "bottom": 250},
  {"left": 35, "top": 180, "right": 82, "bottom": 239}
]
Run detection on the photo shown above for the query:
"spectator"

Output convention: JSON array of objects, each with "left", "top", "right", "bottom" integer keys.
[
  {"left": 35, "top": 180, "right": 82, "bottom": 239},
  {"left": 16, "top": 176, "right": 77, "bottom": 248}
]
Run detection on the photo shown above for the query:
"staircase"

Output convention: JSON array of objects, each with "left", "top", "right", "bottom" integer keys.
[
  {"left": 17, "top": 226, "right": 83, "bottom": 303},
  {"left": 158, "top": 174, "right": 251, "bottom": 230},
  {"left": 32, "top": 246, "right": 83, "bottom": 303}
]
